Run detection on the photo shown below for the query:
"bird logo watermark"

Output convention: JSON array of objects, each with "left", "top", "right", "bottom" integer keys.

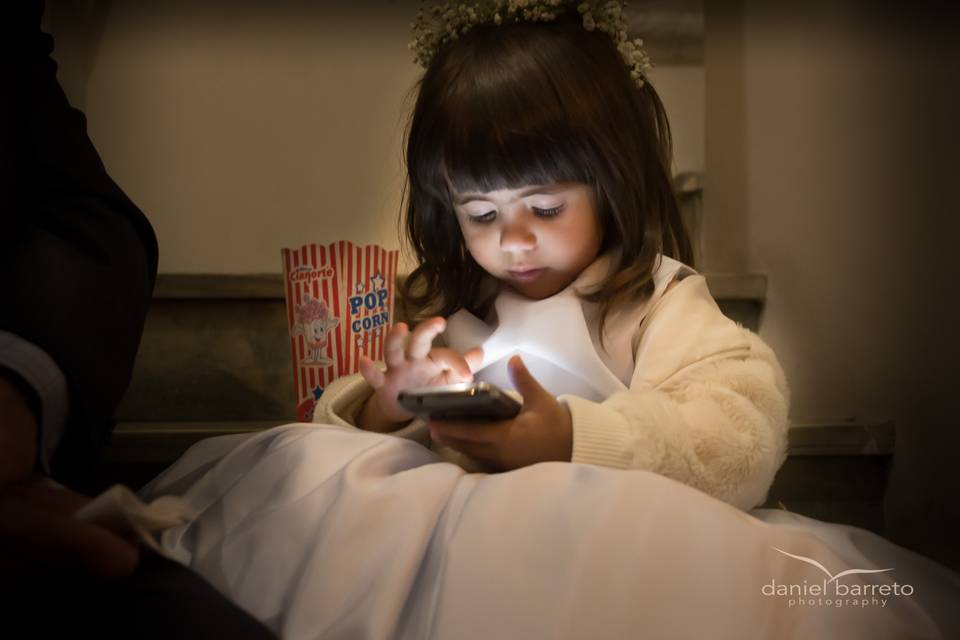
[{"left": 761, "top": 547, "right": 914, "bottom": 609}]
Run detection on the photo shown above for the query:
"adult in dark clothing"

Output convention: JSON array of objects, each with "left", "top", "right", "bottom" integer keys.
[{"left": 0, "top": 3, "right": 275, "bottom": 637}]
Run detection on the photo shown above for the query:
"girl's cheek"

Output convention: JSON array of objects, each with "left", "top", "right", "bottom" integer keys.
[{"left": 462, "top": 224, "right": 493, "bottom": 244}]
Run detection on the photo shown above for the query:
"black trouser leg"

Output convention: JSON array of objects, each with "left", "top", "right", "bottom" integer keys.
[{"left": 16, "top": 549, "right": 278, "bottom": 640}]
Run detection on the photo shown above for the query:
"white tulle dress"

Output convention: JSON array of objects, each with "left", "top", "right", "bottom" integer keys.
[{"left": 138, "top": 426, "right": 959, "bottom": 640}]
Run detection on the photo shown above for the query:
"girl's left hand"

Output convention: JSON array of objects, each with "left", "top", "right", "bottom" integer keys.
[{"left": 427, "top": 355, "right": 573, "bottom": 471}]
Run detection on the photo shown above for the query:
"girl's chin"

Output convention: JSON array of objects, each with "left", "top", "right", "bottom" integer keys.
[{"left": 506, "top": 276, "right": 567, "bottom": 299}]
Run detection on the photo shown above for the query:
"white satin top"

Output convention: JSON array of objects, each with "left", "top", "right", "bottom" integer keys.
[{"left": 444, "top": 253, "right": 697, "bottom": 402}]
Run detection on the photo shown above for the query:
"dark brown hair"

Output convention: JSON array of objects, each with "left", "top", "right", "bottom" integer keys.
[{"left": 399, "top": 12, "right": 693, "bottom": 340}]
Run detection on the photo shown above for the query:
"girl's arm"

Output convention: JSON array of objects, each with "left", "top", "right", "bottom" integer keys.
[
  {"left": 563, "top": 276, "right": 790, "bottom": 511},
  {"left": 312, "top": 370, "right": 433, "bottom": 452}
]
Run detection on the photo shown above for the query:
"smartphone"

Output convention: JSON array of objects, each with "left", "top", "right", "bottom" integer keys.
[{"left": 397, "top": 382, "right": 522, "bottom": 421}]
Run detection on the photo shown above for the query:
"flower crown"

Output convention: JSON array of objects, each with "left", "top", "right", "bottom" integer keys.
[{"left": 409, "top": 0, "right": 653, "bottom": 87}]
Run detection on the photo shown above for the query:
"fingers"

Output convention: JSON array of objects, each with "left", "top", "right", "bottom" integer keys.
[
  {"left": 7, "top": 481, "right": 91, "bottom": 516},
  {"left": 428, "top": 422, "right": 501, "bottom": 468},
  {"left": 428, "top": 419, "right": 494, "bottom": 444},
  {"left": 428, "top": 348, "right": 474, "bottom": 383},
  {"left": 407, "top": 317, "right": 445, "bottom": 359},
  {"left": 0, "top": 497, "right": 140, "bottom": 580},
  {"left": 429, "top": 344, "right": 482, "bottom": 383},
  {"left": 464, "top": 346, "right": 484, "bottom": 373},
  {"left": 373, "top": 318, "right": 476, "bottom": 387},
  {"left": 507, "top": 356, "right": 546, "bottom": 400},
  {"left": 38, "top": 516, "right": 141, "bottom": 579},
  {"left": 383, "top": 322, "right": 409, "bottom": 369},
  {"left": 358, "top": 355, "right": 385, "bottom": 389}
]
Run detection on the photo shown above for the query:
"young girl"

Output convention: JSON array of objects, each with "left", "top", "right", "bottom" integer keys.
[
  {"left": 140, "top": 4, "right": 960, "bottom": 636},
  {"left": 313, "top": 1, "right": 790, "bottom": 510}
]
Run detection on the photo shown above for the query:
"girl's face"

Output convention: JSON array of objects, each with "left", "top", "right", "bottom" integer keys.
[{"left": 451, "top": 182, "right": 603, "bottom": 299}]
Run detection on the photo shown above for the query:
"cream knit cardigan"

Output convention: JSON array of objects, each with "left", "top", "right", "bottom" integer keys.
[{"left": 314, "top": 259, "right": 790, "bottom": 511}]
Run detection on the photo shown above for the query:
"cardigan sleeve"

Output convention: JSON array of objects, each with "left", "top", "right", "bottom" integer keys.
[
  {"left": 312, "top": 369, "right": 430, "bottom": 444},
  {"left": 563, "top": 276, "right": 790, "bottom": 510}
]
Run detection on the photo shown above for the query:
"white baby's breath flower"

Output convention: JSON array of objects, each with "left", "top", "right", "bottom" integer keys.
[{"left": 409, "top": 0, "right": 652, "bottom": 87}]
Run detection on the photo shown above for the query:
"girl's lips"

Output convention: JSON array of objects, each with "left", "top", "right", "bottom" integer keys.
[{"left": 508, "top": 268, "right": 545, "bottom": 282}]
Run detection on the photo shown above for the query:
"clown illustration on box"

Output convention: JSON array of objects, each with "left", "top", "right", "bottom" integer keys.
[{"left": 293, "top": 295, "right": 340, "bottom": 366}]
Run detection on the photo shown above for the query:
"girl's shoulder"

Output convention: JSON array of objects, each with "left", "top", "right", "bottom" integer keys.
[
  {"left": 653, "top": 254, "right": 699, "bottom": 291},
  {"left": 583, "top": 254, "right": 704, "bottom": 384},
  {"left": 601, "top": 253, "right": 699, "bottom": 320},
  {"left": 631, "top": 255, "right": 717, "bottom": 331}
]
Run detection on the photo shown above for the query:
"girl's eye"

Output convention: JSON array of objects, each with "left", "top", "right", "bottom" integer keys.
[
  {"left": 533, "top": 205, "right": 565, "bottom": 218},
  {"left": 467, "top": 211, "right": 497, "bottom": 224}
]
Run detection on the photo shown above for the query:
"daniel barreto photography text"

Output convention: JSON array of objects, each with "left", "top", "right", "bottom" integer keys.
[{"left": 762, "top": 546, "right": 916, "bottom": 610}]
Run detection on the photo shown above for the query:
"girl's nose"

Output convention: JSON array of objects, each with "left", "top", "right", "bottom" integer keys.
[{"left": 500, "top": 222, "right": 537, "bottom": 252}]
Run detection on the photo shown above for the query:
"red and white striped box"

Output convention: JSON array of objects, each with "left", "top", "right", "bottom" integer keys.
[{"left": 281, "top": 242, "right": 399, "bottom": 422}]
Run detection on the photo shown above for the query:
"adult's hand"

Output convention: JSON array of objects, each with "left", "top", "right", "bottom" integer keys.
[{"left": 0, "top": 377, "right": 139, "bottom": 579}]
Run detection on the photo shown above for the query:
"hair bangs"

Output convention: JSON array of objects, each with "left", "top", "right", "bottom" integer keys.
[{"left": 442, "top": 119, "right": 594, "bottom": 197}]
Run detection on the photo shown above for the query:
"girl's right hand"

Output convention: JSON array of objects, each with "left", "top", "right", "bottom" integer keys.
[{"left": 356, "top": 317, "right": 483, "bottom": 431}]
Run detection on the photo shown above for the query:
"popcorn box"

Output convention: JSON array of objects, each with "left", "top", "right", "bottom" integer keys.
[{"left": 281, "top": 242, "right": 399, "bottom": 421}]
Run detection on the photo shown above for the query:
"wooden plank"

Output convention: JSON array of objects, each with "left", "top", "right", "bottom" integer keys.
[
  {"left": 154, "top": 274, "right": 285, "bottom": 299},
  {"left": 704, "top": 273, "right": 767, "bottom": 302},
  {"left": 787, "top": 421, "right": 895, "bottom": 456},
  {"left": 106, "top": 421, "right": 283, "bottom": 463}
]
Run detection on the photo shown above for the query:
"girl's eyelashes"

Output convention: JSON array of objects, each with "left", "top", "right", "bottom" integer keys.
[
  {"left": 533, "top": 205, "right": 565, "bottom": 218},
  {"left": 467, "top": 211, "right": 497, "bottom": 224},
  {"left": 465, "top": 204, "right": 566, "bottom": 225}
]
